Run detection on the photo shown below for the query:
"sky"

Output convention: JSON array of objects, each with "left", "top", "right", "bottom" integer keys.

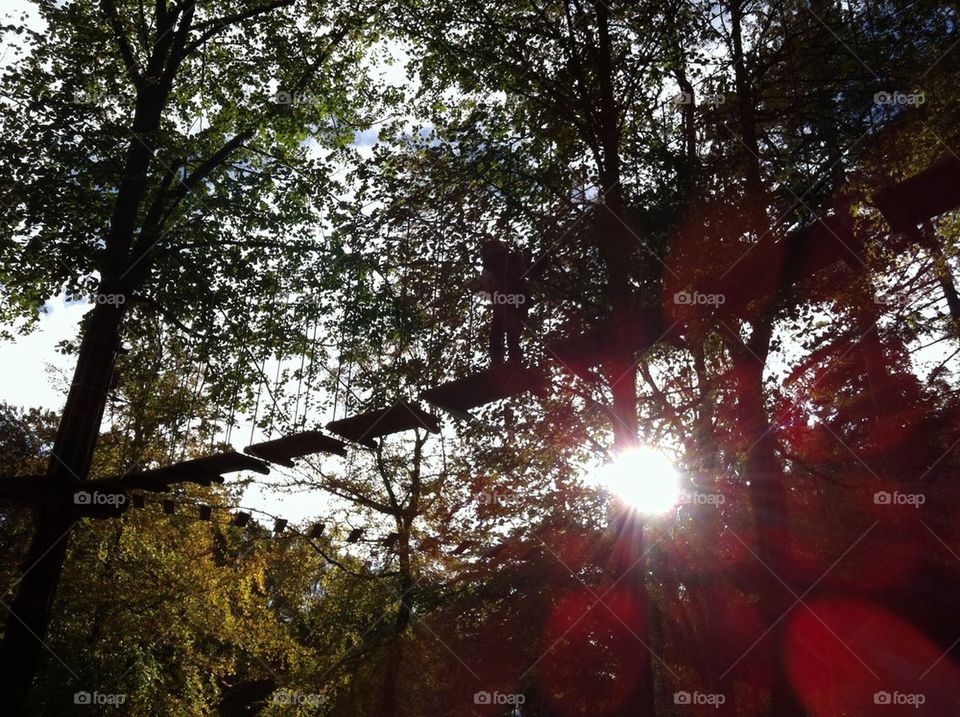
[{"left": 0, "top": 298, "right": 86, "bottom": 411}]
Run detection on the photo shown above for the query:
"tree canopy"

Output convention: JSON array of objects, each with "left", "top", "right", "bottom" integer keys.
[{"left": 2, "top": 0, "right": 960, "bottom": 715}]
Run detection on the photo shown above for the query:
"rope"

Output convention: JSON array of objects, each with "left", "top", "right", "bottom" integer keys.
[
  {"left": 224, "top": 375, "right": 239, "bottom": 445},
  {"left": 292, "top": 315, "right": 308, "bottom": 425},
  {"left": 303, "top": 318, "right": 320, "bottom": 427},
  {"left": 248, "top": 355, "right": 266, "bottom": 446},
  {"left": 270, "top": 350, "right": 283, "bottom": 439},
  {"left": 124, "top": 491, "right": 397, "bottom": 578},
  {"left": 181, "top": 363, "right": 208, "bottom": 461},
  {"left": 331, "top": 323, "right": 345, "bottom": 423},
  {"left": 168, "top": 338, "right": 192, "bottom": 464}
]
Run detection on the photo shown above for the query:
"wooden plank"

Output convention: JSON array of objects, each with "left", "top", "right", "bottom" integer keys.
[
  {"left": 347, "top": 528, "right": 364, "bottom": 543},
  {"left": 421, "top": 363, "right": 548, "bottom": 417},
  {"left": 697, "top": 215, "right": 862, "bottom": 318},
  {"left": 245, "top": 430, "right": 347, "bottom": 467},
  {"left": 875, "top": 156, "right": 960, "bottom": 232},
  {"left": 451, "top": 540, "right": 478, "bottom": 555},
  {"left": 326, "top": 401, "right": 440, "bottom": 448},
  {"left": 418, "top": 536, "right": 440, "bottom": 551},
  {"left": 0, "top": 451, "right": 262, "bottom": 502},
  {"left": 783, "top": 215, "right": 863, "bottom": 282},
  {"left": 121, "top": 451, "right": 270, "bottom": 491},
  {"left": 544, "top": 308, "right": 664, "bottom": 378}
]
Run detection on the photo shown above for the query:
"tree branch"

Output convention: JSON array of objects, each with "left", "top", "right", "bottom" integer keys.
[
  {"left": 185, "top": 0, "right": 297, "bottom": 54},
  {"left": 160, "top": 129, "right": 255, "bottom": 219},
  {"left": 101, "top": 0, "right": 143, "bottom": 87}
]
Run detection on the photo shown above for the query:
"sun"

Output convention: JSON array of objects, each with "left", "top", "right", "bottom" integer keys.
[{"left": 595, "top": 446, "right": 681, "bottom": 515}]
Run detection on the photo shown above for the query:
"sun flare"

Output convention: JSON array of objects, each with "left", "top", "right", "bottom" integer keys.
[{"left": 595, "top": 446, "right": 681, "bottom": 514}]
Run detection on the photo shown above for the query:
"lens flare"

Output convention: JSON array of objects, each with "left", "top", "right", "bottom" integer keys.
[{"left": 595, "top": 446, "right": 681, "bottom": 514}]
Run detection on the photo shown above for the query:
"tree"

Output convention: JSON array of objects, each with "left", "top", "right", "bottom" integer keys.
[
  {"left": 3, "top": 0, "right": 960, "bottom": 713},
  {"left": 0, "top": 0, "right": 381, "bottom": 705}
]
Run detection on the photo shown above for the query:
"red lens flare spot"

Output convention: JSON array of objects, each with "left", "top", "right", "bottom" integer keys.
[
  {"left": 785, "top": 598, "right": 960, "bottom": 715},
  {"left": 538, "top": 587, "right": 647, "bottom": 717}
]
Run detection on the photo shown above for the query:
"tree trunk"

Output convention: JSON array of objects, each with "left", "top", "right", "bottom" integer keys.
[
  {"left": 591, "top": 0, "right": 657, "bottom": 710},
  {"left": 732, "top": 345, "right": 803, "bottom": 715},
  {"left": 0, "top": 31, "right": 173, "bottom": 704},
  {"left": 918, "top": 223, "right": 960, "bottom": 323},
  {"left": 726, "top": 2, "right": 804, "bottom": 710},
  {"left": 380, "top": 529, "right": 414, "bottom": 717},
  {"left": 0, "top": 299, "right": 125, "bottom": 711}
]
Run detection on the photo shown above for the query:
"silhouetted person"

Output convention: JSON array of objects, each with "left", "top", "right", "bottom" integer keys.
[{"left": 480, "top": 239, "right": 547, "bottom": 365}]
